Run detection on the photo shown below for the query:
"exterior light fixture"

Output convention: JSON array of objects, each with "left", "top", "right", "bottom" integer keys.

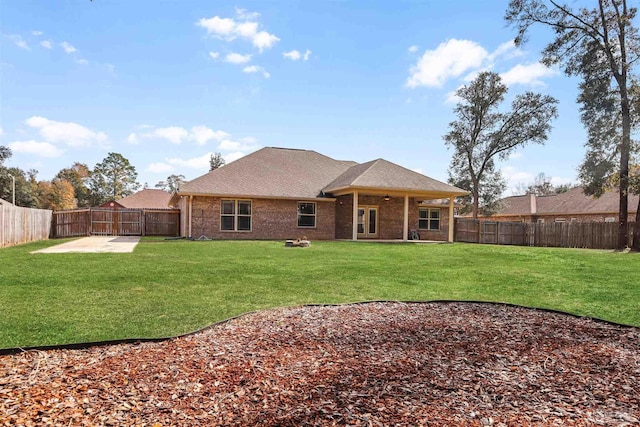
[{"left": 384, "top": 195, "right": 390, "bottom": 201}]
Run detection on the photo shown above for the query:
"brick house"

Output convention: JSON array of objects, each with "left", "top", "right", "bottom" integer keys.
[
  {"left": 482, "top": 186, "right": 639, "bottom": 223},
  {"left": 170, "top": 147, "right": 468, "bottom": 241}
]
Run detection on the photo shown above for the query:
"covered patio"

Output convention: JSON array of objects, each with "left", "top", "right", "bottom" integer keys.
[{"left": 323, "top": 159, "right": 468, "bottom": 243}]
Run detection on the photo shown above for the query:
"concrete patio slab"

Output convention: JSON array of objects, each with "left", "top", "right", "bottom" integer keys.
[{"left": 32, "top": 236, "right": 141, "bottom": 254}]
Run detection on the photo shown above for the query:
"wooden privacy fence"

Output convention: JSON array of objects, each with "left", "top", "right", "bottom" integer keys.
[
  {"left": 455, "top": 218, "right": 636, "bottom": 250},
  {"left": 51, "top": 208, "right": 180, "bottom": 238},
  {"left": 0, "top": 199, "right": 52, "bottom": 248}
]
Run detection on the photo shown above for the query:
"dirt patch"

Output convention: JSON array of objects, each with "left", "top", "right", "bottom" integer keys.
[{"left": 1, "top": 302, "right": 638, "bottom": 426}]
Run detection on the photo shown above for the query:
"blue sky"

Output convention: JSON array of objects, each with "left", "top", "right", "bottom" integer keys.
[{"left": 1, "top": 0, "right": 586, "bottom": 193}]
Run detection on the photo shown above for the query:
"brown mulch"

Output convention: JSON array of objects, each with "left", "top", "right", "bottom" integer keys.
[{"left": 1, "top": 302, "right": 639, "bottom": 426}]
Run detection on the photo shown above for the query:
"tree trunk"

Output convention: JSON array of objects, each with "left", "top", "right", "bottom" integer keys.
[
  {"left": 472, "top": 187, "right": 480, "bottom": 219},
  {"left": 616, "top": 89, "right": 631, "bottom": 251},
  {"left": 631, "top": 197, "right": 640, "bottom": 252}
]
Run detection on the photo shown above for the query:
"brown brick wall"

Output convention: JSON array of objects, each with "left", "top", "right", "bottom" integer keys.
[
  {"left": 335, "top": 194, "right": 353, "bottom": 239},
  {"left": 188, "top": 196, "right": 335, "bottom": 240}
]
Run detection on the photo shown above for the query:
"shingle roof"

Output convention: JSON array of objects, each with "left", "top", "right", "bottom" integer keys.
[
  {"left": 117, "top": 189, "right": 172, "bottom": 209},
  {"left": 323, "top": 158, "right": 467, "bottom": 195},
  {"left": 178, "top": 147, "right": 468, "bottom": 199},
  {"left": 497, "top": 187, "right": 639, "bottom": 216},
  {"left": 179, "top": 148, "right": 355, "bottom": 199}
]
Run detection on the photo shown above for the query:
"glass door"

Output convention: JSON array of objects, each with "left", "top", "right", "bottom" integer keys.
[{"left": 357, "top": 206, "right": 378, "bottom": 238}]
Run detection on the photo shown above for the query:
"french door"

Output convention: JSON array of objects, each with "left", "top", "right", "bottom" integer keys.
[{"left": 357, "top": 206, "right": 378, "bottom": 238}]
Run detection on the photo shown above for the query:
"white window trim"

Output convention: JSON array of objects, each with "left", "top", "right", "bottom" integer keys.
[
  {"left": 418, "top": 207, "right": 440, "bottom": 231},
  {"left": 220, "top": 199, "right": 252, "bottom": 232},
  {"left": 297, "top": 201, "right": 317, "bottom": 228}
]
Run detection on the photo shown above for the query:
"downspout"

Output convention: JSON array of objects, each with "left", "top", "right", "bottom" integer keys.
[{"left": 188, "top": 195, "right": 193, "bottom": 239}]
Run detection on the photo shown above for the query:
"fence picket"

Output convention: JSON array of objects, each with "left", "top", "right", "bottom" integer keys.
[{"left": 455, "top": 218, "right": 636, "bottom": 250}]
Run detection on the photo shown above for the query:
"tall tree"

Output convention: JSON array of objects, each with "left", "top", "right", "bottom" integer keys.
[
  {"left": 445, "top": 71, "right": 558, "bottom": 218},
  {"left": 0, "top": 146, "right": 10, "bottom": 165},
  {"left": 56, "top": 162, "right": 91, "bottom": 207},
  {"left": 88, "top": 152, "right": 140, "bottom": 206},
  {"left": 506, "top": 0, "right": 640, "bottom": 250},
  {"left": 155, "top": 174, "right": 186, "bottom": 193},
  {"left": 0, "top": 147, "right": 38, "bottom": 207},
  {"left": 37, "top": 178, "right": 76, "bottom": 210},
  {"left": 209, "top": 152, "right": 226, "bottom": 171}
]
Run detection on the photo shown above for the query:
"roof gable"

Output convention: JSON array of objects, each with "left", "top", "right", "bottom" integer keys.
[{"left": 324, "top": 158, "right": 467, "bottom": 195}]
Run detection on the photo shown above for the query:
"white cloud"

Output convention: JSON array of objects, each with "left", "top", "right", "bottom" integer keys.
[
  {"left": 208, "top": 51, "right": 220, "bottom": 60},
  {"left": 500, "top": 63, "right": 559, "bottom": 86},
  {"left": 32, "top": 30, "right": 43, "bottom": 36},
  {"left": 488, "top": 40, "right": 523, "bottom": 61},
  {"left": 60, "top": 42, "right": 77, "bottom": 54},
  {"left": 146, "top": 162, "right": 174, "bottom": 173},
  {"left": 0, "top": 127, "right": 3, "bottom": 136},
  {"left": 9, "top": 35, "right": 29, "bottom": 50},
  {"left": 408, "top": 45, "right": 418, "bottom": 53},
  {"left": 407, "top": 39, "right": 488, "bottom": 88},
  {"left": 235, "top": 7, "right": 260, "bottom": 20},
  {"left": 127, "top": 133, "right": 139, "bottom": 144},
  {"left": 197, "top": 12, "right": 280, "bottom": 52},
  {"left": 224, "top": 151, "right": 247, "bottom": 163},
  {"left": 8, "top": 140, "right": 63, "bottom": 157},
  {"left": 154, "top": 127, "right": 189, "bottom": 144},
  {"left": 25, "top": 116, "right": 107, "bottom": 148},
  {"left": 189, "top": 126, "right": 230, "bottom": 145},
  {"left": 283, "top": 49, "right": 311, "bottom": 61},
  {"left": 225, "top": 52, "right": 252, "bottom": 64},
  {"left": 76, "top": 58, "right": 89, "bottom": 65},
  {"left": 242, "top": 65, "right": 270, "bottom": 78},
  {"left": 166, "top": 152, "right": 214, "bottom": 170},
  {"left": 252, "top": 31, "right": 279, "bottom": 52},
  {"left": 283, "top": 50, "right": 301, "bottom": 61},
  {"left": 218, "top": 137, "right": 260, "bottom": 152},
  {"left": 40, "top": 40, "right": 53, "bottom": 49}
]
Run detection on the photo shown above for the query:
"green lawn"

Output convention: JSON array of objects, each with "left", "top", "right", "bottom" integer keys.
[{"left": 1, "top": 239, "right": 638, "bottom": 349}]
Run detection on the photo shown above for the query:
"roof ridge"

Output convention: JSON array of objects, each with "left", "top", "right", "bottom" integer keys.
[{"left": 350, "top": 159, "right": 382, "bottom": 186}]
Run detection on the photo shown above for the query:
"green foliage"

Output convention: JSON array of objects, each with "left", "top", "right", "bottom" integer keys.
[
  {"left": 155, "top": 174, "right": 186, "bottom": 193},
  {"left": 445, "top": 71, "right": 558, "bottom": 218},
  {"left": 88, "top": 152, "right": 140, "bottom": 205},
  {"left": 0, "top": 240, "right": 638, "bottom": 348},
  {"left": 506, "top": 0, "right": 640, "bottom": 250},
  {"left": 209, "top": 152, "right": 225, "bottom": 171},
  {"left": 56, "top": 163, "right": 91, "bottom": 207}
]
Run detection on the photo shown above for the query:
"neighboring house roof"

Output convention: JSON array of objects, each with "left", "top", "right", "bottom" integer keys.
[
  {"left": 116, "top": 189, "right": 172, "bottom": 209},
  {"left": 178, "top": 147, "right": 467, "bottom": 200},
  {"left": 494, "top": 187, "right": 639, "bottom": 217}
]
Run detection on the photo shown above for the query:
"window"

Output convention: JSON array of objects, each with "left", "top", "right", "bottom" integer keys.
[
  {"left": 298, "top": 202, "right": 316, "bottom": 228},
  {"left": 537, "top": 218, "right": 545, "bottom": 224},
  {"left": 221, "top": 200, "right": 252, "bottom": 231},
  {"left": 555, "top": 218, "right": 566, "bottom": 223},
  {"left": 418, "top": 208, "right": 440, "bottom": 230},
  {"left": 605, "top": 217, "right": 616, "bottom": 223}
]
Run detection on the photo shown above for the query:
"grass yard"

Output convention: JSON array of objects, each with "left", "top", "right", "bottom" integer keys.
[{"left": 1, "top": 239, "right": 638, "bottom": 349}]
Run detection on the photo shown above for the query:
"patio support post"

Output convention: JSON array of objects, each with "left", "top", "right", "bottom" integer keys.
[
  {"left": 188, "top": 195, "right": 193, "bottom": 239},
  {"left": 352, "top": 190, "right": 358, "bottom": 241},
  {"left": 403, "top": 193, "right": 409, "bottom": 241},
  {"left": 448, "top": 195, "right": 454, "bottom": 242}
]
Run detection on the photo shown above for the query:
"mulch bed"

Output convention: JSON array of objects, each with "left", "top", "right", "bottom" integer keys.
[{"left": 1, "top": 302, "right": 639, "bottom": 426}]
